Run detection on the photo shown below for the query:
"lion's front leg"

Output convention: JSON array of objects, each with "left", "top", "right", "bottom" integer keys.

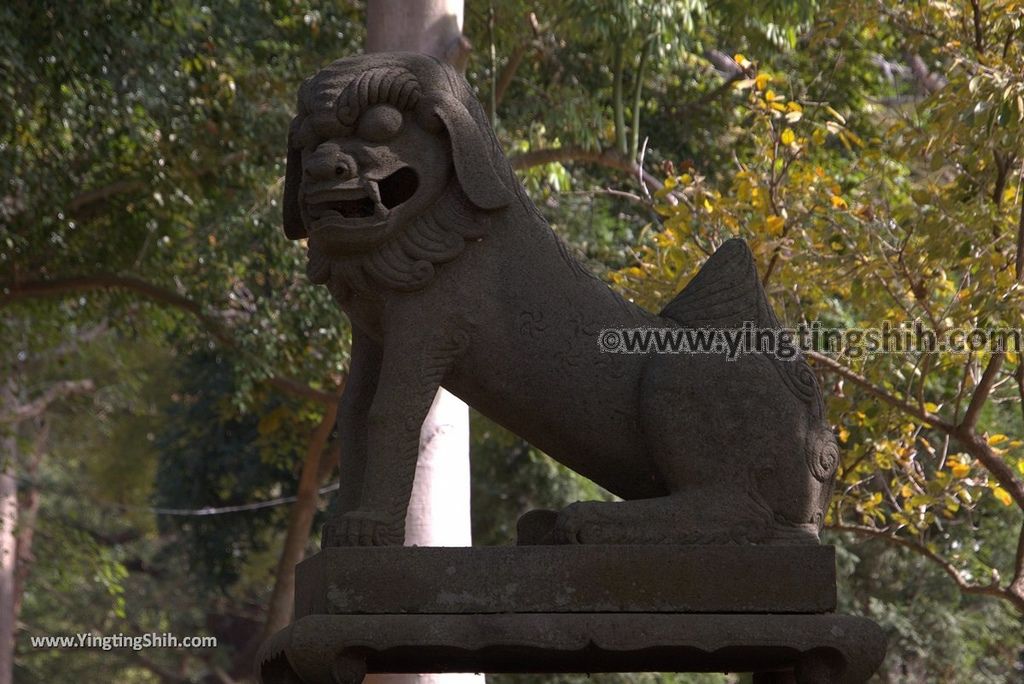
[
  {"left": 332, "top": 326, "right": 462, "bottom": 546},
  {"left": 322, "top": 326, "right": 382, "bottom": 547}
]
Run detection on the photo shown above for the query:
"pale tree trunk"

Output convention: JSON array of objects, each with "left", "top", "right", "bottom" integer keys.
[
  {"left": 12, "top": 418, "right": 45, "bottom": 630},
  {"left": 0, "top": 378, "right": 19, "bottom": 684},
  {"left": 365, "top": 2, "right": 479, "bottom": 683},
  {"left": 0, "top": 470, "right": 16, "bottom": 684},
  {"left": 366, "top": 0, "right": 472, "bottom": 70},
  {"left": 0, "top": 370, "right": 91, "bottom": 684}
]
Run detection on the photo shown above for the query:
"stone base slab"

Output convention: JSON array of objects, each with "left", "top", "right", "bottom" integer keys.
[
  {"left": 295, "top": 545, "right": 837, "bottom": 616},
  {"left": 258, "top": 613, "right": 886, "bottom": 684}
]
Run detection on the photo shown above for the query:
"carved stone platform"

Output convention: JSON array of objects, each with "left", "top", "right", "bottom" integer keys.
[{"left": 258, "top": 546, "right": 886, "bottom": 684}]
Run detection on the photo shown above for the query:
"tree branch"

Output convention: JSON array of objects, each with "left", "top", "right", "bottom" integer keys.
[
  {"left": 805, "top": 351, "right": 953, "bottom": 431},
  {"left": 1014, "top": 362, "right": 1024, "bottom": 427},
  {"left": 677, "top": 72, "right": 745, "bottom": 114},
  {"left": 67, "top": 179, "right": 145, "bottom": 215},
  {"left": 830, "top": 523, "right": 1024, "bottom": 613},
  {"left": 629, "top": 36, "right": 653, "bottom": 161},
  {"left": 0, "top": 380, "right": 95, "bottom": 424},
  {"left": 809, "top": 350, "right": 1024, "bottom": 508},
  {"left": 508, "top": 145, "right": 664, "bottom": 191},
  {"left": 960, "top": 352, "right": 1004, "bottom": 432},
  {"left": 1011, "top": 522, "right": 1024, "bottom": 600},
  {"left": 0, "top": 275, "right": 337, "bottom": 406},
  {"left": 66, "top": 152, "right": 250, "bottom": 220},
  {"left": 260, "top": 401, "right": 338, "bottom": 642},
  {"left": 953, "top": 426, "right": 1024, "bottom": 509},
  {"left": 494, "top": 46, "right": 526, "bottom": 108},
  {"left": 1016, "top": 186, "right": 1024, "bottom": 282},
  {"left": 970, "top": 0, "right": 985, "bottom": 53}
]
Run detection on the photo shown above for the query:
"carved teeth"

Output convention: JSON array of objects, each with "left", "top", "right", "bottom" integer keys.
[
  {"left": 306, "top": 186, "right": 369, "bottom": 204},
  {"left": 367, "top": 180, "right": 382, "bottom": 204}
]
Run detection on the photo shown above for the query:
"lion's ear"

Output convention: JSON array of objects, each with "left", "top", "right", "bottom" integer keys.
[
  {"left": 283, "top": 124, "right": 307, "bottom": 240},
  {"left": 430, "top": 93, "right": 513, "bottom": 211}
]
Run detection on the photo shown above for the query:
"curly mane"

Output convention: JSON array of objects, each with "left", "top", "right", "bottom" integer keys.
[
  {"left": 287, "top": 54, "right": 530, "bottom": 299},
  {"left": 307, "top": 184, "right": 487, "bottom": 300}
]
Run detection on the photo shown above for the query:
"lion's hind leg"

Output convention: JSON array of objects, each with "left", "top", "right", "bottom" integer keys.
[
  {"left": 551, "top": 489, "right": 776, "bottom": 545},
  {"left": 627, "top": 352, "right": 787, "bottom": 545}
]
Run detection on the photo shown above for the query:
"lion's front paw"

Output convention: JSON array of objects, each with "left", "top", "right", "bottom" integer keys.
[
  {"left": 553, "top": 501, "right": 604, "bottom": 544},
  {"left": 322, "top": 511, "right": 404, "bottom": 547}
]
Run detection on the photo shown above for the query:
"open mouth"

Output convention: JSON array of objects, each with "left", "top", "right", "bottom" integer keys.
[
  {"left": 306, "top": 190, "right": 378, "bottom": 221},
  {"left": 377, "top": 166, "right": 418, "bottom": 209},
  {"left": 304, "top": 167, "right": 419, "bottom": 223},
  {"left": 313, "top": 195, "right": 375, "bottom": 219}
]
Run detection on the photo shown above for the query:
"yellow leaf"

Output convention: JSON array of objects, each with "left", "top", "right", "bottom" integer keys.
[
  {"left": 924, "top": 402, "right": 939, "bottom": 412},
  {"left": 786, "top": 101, "right": 802, "bottom": 112},
  {"left": 755, "top": 73, "right": 771, "bottom": 90},
  {"left": 830, "top": 195, "right": 848, "bottom": 210},
  {"left": 908, "top": 494, "right": 930, "bottom": 508},
  {"left": 838, "top": 427, "right": 850, "bottom": 444},
  {"left": 989, "top": 434, "right": 1008, "bottom": 446},
  {"left": 764, "top": 89, "right": 777, "bottom": 102},
  {"left": 781, "top": 128, "right": 796, "bottom": 145},
  {"left": 765, "top": 215, "right": 785, "bottom": 235},
  {"left": 733, "top": 53, "right": 750, "bottom": 68},
  {"left": 951, "top": 462, "right": 971, "bottom": 478},
  {"left": 825, "top": 105, "right": 846, "bottom": 124},
  {"left": 993, "top": 486, "right": 1013, "bottom": 506}
]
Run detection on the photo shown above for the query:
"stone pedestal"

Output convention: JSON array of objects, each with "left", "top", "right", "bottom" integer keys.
[{"left": 258, "top": 546, "right": 886, "bottom": 684}]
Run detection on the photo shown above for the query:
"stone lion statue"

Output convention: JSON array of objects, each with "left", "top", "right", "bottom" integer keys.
[{"left": 282, "top": 52, "right": 838, "bottom": 547}]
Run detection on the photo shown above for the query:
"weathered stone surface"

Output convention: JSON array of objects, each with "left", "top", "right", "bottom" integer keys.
[
  {"left": 282, "top": 52, "right": 840, "bottom": 548},
  {"left": 294, "top": 545, "right": 837, "bottom": 616},
  {"left": 264, "top": 50, "right": 888, "bottom": 684},
  {"left": 258, "top": 613, "right": 887, "bottom": 684}
]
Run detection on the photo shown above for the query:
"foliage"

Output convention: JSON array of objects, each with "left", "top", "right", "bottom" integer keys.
[
  {"left": 1, "top": 0, "right": 360, "bottom": 402},
  {"left": 470, "top": 412, "right": 613, "bottom": 546},
  {"left": 2, "top": 1, "right": 363, "bottom": 680},
  {"left": 153, "top": 350, "right": 307, "bottom": 590},
  {"left": 611, "top": 2, "right": 1024, "bottom": 677},
  {"left": 4, "top": 0, "right": 1024, "bottom": 681}
]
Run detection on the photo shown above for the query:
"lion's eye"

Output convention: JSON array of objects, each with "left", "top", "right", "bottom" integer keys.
[{"left": 356, "top": 104, "right": 403, "bottom": 142}]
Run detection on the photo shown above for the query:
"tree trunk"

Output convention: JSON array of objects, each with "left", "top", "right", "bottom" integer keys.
[
  {"left": 12, "top": 418, "right": 45, "bottom": 629},
  {"left": 0, "top": 472, "right": 15, "bottom": 684},
  {"left": 260, "top": 402, "right": 338, "bottom": 641},
  {"left": 365, "top": 2, "right": 480, "bottom": 682},
  {"left": 0, "top": 371, "right": 93, "bottom": 684},
  {"left": 0, "top": 375, "right": 19, "bottom": 684},
  {"left": 366, "top": 0, "right": 471, "bottom": 70}
]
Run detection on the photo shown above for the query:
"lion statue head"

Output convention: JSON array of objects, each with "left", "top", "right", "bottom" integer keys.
[{"left": 283, "top": 53, "right": 519, "bottom": 300}]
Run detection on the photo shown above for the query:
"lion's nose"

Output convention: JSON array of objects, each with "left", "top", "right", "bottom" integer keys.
[{"left": 305, "top": 143, "right": 357, "bottom": 182}]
